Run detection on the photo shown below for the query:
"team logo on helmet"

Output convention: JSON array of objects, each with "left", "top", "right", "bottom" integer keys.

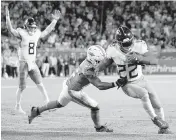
[{"left": 87, "top": 45, "right": 106, "bottom": 66}]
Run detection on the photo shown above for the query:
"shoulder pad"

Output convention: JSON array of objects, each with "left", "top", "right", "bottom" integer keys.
[
  {"left": 135, "top": 40, "right": 143, "bottom": 43},
  {"left": 36, "top": 28, "right": 41, "bottom": 32},
  {"left": 16, "top": 28, "right": 22, "bottom": 31},
  {"left": 108, "top": 41, "right": 117, "bottom": 47},
  {"left": 133, "top": 40, "right": 148, "bottom": 54},
  {"left": 135, "top": 40, "right": 146, "bottom": 44}
]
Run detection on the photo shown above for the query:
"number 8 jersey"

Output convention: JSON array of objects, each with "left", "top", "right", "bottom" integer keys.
[
  {"left": 17, "top": 28, "right": 41, "bottom": 62},
  {"left": 106, "top": 40, "right": 148, "bottom": 82}
]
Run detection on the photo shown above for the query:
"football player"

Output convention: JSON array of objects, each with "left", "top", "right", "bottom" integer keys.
[
  {"left": 28, "top": 45, "right": 127, "bottom": 132},
  {"left": 5, "top": 5, "right": 61, "bottom": 114},
  {"left": 95, "top": 26, "right": 172, "bottom": 134}
]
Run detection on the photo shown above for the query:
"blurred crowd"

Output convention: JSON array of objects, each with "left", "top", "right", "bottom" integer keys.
[
  {"left": 1, "top": 1, "right": 176, "bottom": 78},
  {"left": 1, "top": 1, "right": 176, "bottom": 49},
  {"left": 1, "top": 47, "right": 117, "bottom": 78}
]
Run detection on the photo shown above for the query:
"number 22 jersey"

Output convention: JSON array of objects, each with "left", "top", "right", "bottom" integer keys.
[
  {"left": 106, "top": 40, "right": 148, "bottom": 82},
  {"left": 17, "top": 28, "right": 41, "bottom": 62}
]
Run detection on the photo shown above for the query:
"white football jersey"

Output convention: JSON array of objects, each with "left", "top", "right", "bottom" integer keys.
[
  {"left": 17, "top": 28, "right": 41, "bottom": 62},
  {"left": 106, "top": 40, "right": 148, "bottom": 81}
]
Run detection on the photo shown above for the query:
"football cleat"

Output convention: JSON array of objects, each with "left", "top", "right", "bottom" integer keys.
[
  {"left": 152, "top": 116, "right": 169, "bottom": 129},
  {"left": 95, "top": 125, "right": 113, "bottom": 132},
  {"left": 28, "top": 107, "right": 40, "bottom": 124},
  {"left": 15, "top": 104, "right": 26, "bottom": 115},
  {"left": 158, "top": 128, "right": 173, "bottom": 134}
]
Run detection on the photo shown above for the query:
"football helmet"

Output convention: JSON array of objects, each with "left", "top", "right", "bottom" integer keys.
[
  {"left": 87, "top": 45, "right": 106, "bottom": 66},
  {"left": 24, "top": 17, "right": 37, "bottom": 35},
  {"left": 115, "top": 26, "right": 134, "bottom": 53}
]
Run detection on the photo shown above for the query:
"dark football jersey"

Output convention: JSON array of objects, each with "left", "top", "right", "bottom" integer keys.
[{"left": 66, "top": 59, "right": 97, "bottom": 91}]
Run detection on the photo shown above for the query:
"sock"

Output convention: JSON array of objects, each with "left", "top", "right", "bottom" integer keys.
[
  {"left": 16, "top": 87, "right": 24, "bottom": 106},
  {"left": 141, "top": 95, "right": 157, "bottom": 120},
  {"left": 38, "top": 100, "right": 62, "bottom": 113},
  {"left": 154, "top": 108, "right": 165, "bottom": 121},
  {"left": 91, "top": 109, "right": 101, "bottom": 128},
  {"left": 37, "top": 83, "right": 49, "bottom": 103}
]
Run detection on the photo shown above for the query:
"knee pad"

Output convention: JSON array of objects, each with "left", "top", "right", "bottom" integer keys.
[
  {"left": 141, "top": 93, "right": 150, "bottom": 102},
  {"left": 91, "top": 105, "right": 100, "bottom": 111}
]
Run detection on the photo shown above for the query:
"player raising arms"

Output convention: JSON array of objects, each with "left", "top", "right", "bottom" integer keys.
[
  {"left": 28, "top": 45, "right": 127, "bottom": 132},
  {"left": 5, "top": 5, "right": 61, "bottom": 114},
  {"left": 96, "top": 26, "right": 172, "bottom": 134}
]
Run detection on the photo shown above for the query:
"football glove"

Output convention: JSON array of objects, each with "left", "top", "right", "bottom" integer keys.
[
  {"left": 52, "top": 10, "right": 61, "bottom": 20},
  {"left": 114, "top": 77, "right": 128, "bottom": 88}
]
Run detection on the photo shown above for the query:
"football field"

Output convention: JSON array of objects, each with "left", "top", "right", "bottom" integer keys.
[{"left": 1, "top": 75, "right": 176, "bottom": 140}]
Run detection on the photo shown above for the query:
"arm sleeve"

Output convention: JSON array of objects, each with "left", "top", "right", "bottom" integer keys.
[
  {"left": 106, "top": 46, "right": 114, "bottom": 59},
  {"left": 140, "top": 41, "right": 148, "bottom": 54}
]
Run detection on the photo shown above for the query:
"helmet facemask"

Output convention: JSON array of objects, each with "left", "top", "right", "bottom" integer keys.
[
  {"left": 115, "top": 26, "right": 134, "bottom": 53},
  {"left": 119, "top": 37, "right": 134, "bottom": 53},
  {"left": 24, "top": 18, "right": 37, "bottom": 36}
]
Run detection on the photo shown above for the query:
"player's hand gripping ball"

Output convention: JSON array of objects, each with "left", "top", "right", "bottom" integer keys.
[
  {"left": 126, "top": 52, "right": 142, "bottom": 64},
  {"left": 52, "top": 10, "right": 61, "bottom": 20}
]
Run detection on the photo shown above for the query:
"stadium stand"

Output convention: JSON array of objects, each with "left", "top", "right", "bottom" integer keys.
[{"left": 1, "top": 1, "right": 176, "bottom": 77}]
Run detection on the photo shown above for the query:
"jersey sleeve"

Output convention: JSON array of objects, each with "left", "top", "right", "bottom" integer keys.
[
  {"left": 106, "top": 44, "right": 116, "bottom": 59},
  {"left": 15, "top": 28, "right": 22, "bottom": 38},
  {"left": 36, "top": 29, "right": 42, "bottom": 38},
  {"left": 140, "top": 40, "right": 148, "bottom": 54},
  {"left": 134, "top": 40, "right": 148, "bottom": 55}
]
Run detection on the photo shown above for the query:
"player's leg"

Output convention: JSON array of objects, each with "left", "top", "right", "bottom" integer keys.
[
  {"left": 144, "top": 81, "right": 172, "bottom": 134},
  {"left": 37, "top": 81, "right": 72, "bottom": 114},
  {"left": 28, "top": 80, "right": 71, "bottom": 124},
  {"left": 15, "top": 61, "right": 28, "bottom": 114},
  {"left": 46, "top": 63, "right": 49, "bottom": 77},
  {"left": 122, "top": 83, "right": 168, "bottom": 129},
  {"left": 42, "top": 63, "right": 46, "bottom": 77},
  {"left": 144, "top": 81, "right": 164, "bottom": 120},
  {"left": 68, "top": 90, "right": 113, "bottom": 132},
  {"left": 28, "top": 63, "right": 49, "bottom": 104},
  {"left": 122, "top": 83, "right": 157, "bottom": 119}
]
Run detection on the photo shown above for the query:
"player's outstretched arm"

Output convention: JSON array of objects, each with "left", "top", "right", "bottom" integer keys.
[
  {"left": 40, "top": 10, "right": 61, "bottom": 38},
  {"left": 5, "top": 5, "right": 20, "bottom": 38},
  {"left": 87, "top": 75, "right": 127, "bottom": 90},
  {"left": 96, "top": 58, "right": 114, "bottom": 72}
]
